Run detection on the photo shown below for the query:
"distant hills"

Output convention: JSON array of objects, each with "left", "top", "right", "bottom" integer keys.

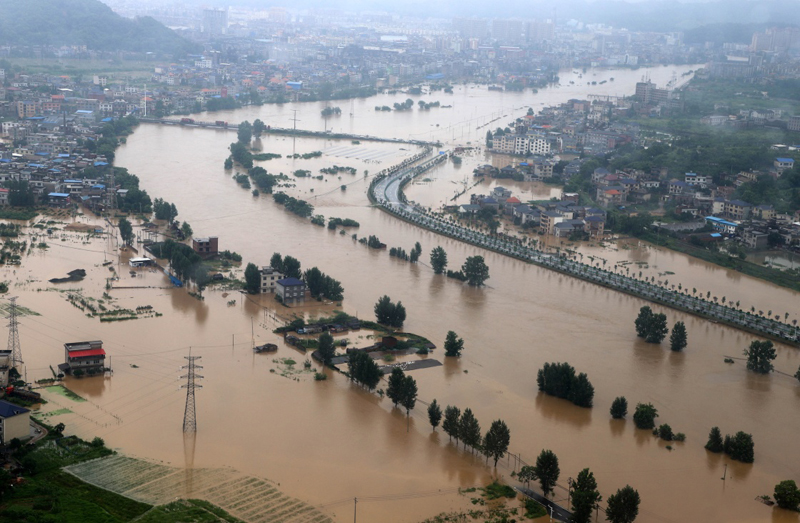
[{"left": 0, "top": 0, "right": 198, "bottom": 55}]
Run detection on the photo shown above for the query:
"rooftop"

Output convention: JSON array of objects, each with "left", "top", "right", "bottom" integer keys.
[
  {"left": 0, "top": 399, "right": 30, "bottom": 418},
  {"left": 277, "top": 277, "right": 305, "bottom": 286},
  {"left": 68, "top": 348, "right": 106, "bottom": 359}
]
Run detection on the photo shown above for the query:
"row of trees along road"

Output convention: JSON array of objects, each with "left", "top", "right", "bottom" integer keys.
[
  {"left": 431, "top": 403, "right": 511, "bottom": 467},
  {"left": 347, "top": 351, "right": 382, "bottom": 390},
  {"left": 386, "top": 368, "right": 417, "bottom": 431},
  {"left": 517, "top": 450, "right": 641, "bottom": 523}
]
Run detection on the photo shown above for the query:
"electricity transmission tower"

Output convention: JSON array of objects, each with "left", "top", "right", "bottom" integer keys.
[
  {"left": 181, "top": 352, "right": 203, "bottom": 433},
  {"left": 7, "top": 297, "right": 23, "bottom": 367}
]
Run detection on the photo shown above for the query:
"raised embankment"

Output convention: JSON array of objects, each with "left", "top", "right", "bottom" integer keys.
[
  {"left": 139, "top": 118, "right": 437, "bottom": 147},
  {"left": 368, "top": 155, "right": 800, "bottom": 347}
]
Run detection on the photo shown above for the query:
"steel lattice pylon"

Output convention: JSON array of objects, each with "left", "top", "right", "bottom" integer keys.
[
  {"left": 181, "top": 353, "right": 203, "bottom": 433},
  {"left": 7, "top": 296, "right": 23, "bottom": 368}
]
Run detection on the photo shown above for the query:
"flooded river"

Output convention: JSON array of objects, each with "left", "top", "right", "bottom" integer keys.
[{"left": 13, "top": 64, "right": 800, "bottom": 522}]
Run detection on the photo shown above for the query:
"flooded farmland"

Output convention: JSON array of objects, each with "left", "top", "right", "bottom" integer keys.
[{"left": 13, "top": 64, "right": 800, "bottom": 522}]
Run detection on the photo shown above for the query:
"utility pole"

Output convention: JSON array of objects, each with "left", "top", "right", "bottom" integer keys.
[
  {"left": 290, "top": 110, "right": 300, "bottom": 154},
  {"left": 7, "top": 296, "right": 23, "bottom": 368},
  {"left": 181, "top": 351, "right": 203, "bottom": 433},
  {"left": 721, "top": 463, "right": 727, "bottom": 481},
  {"left": 353, "top": 497, "right": 357, "bottom": 523}
]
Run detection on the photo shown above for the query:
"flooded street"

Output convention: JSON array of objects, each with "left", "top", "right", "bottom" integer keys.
[{"left": 14, "top": 64, "right": 800, "bottom": 522}]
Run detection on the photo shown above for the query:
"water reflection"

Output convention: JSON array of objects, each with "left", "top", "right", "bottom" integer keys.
[
  {"left": 633, "top": 427, "right": 653, "bottom": 448},
  {"left": 728, "top": 460, "right": 753, "bottom": 482},
  {"left": 609, "top": 419, "right": 626, "bottom": 437},
  {"left": 773, "top": 507, "right": 800, "bottom": 523},
  {"left": 183, "top": 431, "right": 196, "bottom": 498},
  {"left": 534, "top": 393, "right": 592, "bottom": 428},
  {"left": 64, "top": 375, "right": 109, "bottom": 398},
  {"left": 705, "top": 448, "right": 724, "bottom": 472}
]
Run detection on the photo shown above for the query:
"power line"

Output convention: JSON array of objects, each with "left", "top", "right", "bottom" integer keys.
[{"left": 181, "top": 350, "right": 202, "bottom": 433}]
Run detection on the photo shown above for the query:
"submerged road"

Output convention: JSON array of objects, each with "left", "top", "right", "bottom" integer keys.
[
  {"left": 516, "top": 487, "right": 572, "bottom": 522},
  {"left": 139, "top": 118, "right": 438, "bottom": 147},
  {"left": 369, "top": 156, "right": 800, "bottom": 347}
]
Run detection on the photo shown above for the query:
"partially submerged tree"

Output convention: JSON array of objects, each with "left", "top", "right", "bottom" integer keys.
[
  {"left": 462, "top": 255, "right": 490, "bottom": 286},
  {"left": 744, "top": 340, "right": 776, "bottom": 374},
  {"left": 632, "top": 403, "right": 658, "bottom": 430},
  {"left": 430, "top": 246, "right": 448, "bottom": 274},
  {"left": 571, "top": 468, "right": 602, "bottom": 523},
  {"left": 458, "top": 408, "right": 482, "bottom": 452},
  {"left": 317, "top": 333, "right": 336, "bottom": 365},
  {"left": 428, "top": 399, "right": 442, "bottom": 431},
  {"left": 444, "top": 330, "right": 464, "bottom": 357},
  {"left": 610, "top": 397, "right": 628, "bottom": 419},
  {"left": 483, "top": 420, "right": 511, "bottom": 468},
  {"left": 705, "top": 427, "right": 724, "bottom": 453},
  {"left": 669, "top": 321, "right": 687, "bottom": 352},
  {"left": 118, "top": 217, "right": 133, "bottom": 246},
  {"left": 442, "top": 405, "right": 461, "bottom": 443},
  {"left": 386, "top": 367, "right": 406, "bottom": 407},
  {"left": 774, "top": 480, "right": 800, "bottom": 511},
  {"left": 605, "top": 485, "right": 640, "bottom": 523},
  {"left": 533, "top": 449, "right": 560, "bottom": 498},
  {"left": 244, "top": 263, "right": 261, "bottom": 294},
  {"left": 374, "top": 295, "right": 406, "bottom": 327}
]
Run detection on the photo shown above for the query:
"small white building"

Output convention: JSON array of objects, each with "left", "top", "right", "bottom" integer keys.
[
  {"left": 0, "top": 349, "right": 10, "bottom": 387},
  {"left": 260, "top": 266, "right": 284, "bottom": 293},
  {"left": 129, "top": 257, "right": 154, "bottom": 267},
  {"left": 0, "top": 399, "right": 31, "bottom": 443}
]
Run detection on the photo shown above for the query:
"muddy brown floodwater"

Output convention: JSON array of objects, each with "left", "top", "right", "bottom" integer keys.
[{"left": 11, "top": 65, "right": 800, "bottom": 523}]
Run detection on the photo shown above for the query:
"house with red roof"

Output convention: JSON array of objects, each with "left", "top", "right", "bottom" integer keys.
[{"left": 59, "top": 340, "right": 106, "bottom": 376}]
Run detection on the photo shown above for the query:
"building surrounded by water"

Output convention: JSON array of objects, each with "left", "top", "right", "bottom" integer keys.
[{"left": 59, "top": 340, "right": 106, "bottom": 376}]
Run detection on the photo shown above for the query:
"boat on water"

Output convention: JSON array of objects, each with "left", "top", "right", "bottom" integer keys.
[{"left": 254, "top": 343, "right": 278, "bottom": 353}]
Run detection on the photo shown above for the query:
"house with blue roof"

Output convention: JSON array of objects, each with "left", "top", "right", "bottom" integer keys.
[
  {"left": 47, "top": 192, "right": 71, "bottom": 207},
  {"left": 705, "top": 216, "right": 739, "bottom": 235},
  {"left": 275, "top": 277, "right": 306, "bottom": 306},
  {"left": 0, "top": 399, "right": 31, "bottom": 442},
  {"left": 775, "top": 157, "right": 795, "bottom": 173}
]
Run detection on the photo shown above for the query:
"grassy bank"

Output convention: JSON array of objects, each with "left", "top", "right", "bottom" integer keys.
[{"left": 0, "top": 469, "right": 151, "bottom": 523}]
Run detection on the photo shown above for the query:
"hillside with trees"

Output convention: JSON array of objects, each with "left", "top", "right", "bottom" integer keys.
[{"left": 0, "top": 0, "right": 198, "bottom": 55}]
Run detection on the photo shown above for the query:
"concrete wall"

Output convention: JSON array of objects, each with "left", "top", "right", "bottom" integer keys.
[{"left": 1, "top": 411, "right": 30, "bottom": 442}]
